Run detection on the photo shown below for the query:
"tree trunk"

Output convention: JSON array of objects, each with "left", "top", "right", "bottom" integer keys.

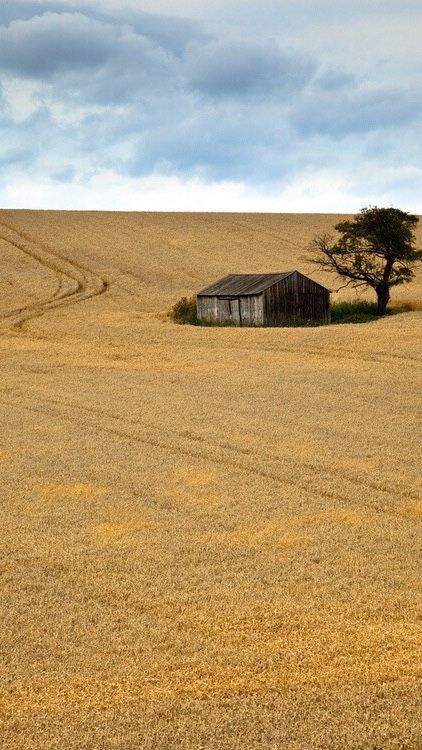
[{"left": 376, "top": 284, "right": 390, "bottom": 316}]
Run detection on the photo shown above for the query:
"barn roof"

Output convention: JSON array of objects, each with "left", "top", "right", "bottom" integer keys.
[{"left": 197, "top": 272, "right": 295, "bottom": 297}]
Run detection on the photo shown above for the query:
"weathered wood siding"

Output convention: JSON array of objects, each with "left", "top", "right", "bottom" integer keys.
[
  {"left": 262, "top": 271, "right": 330, "bottom": 325},
  {"left": 197, "top": 295, "right": 264, "bottom": 325},
  {"left": 198, "top": 272, "right": 329, "bottom": 326},
  {"left": 197, "top": 295, "right": 218, "bottom": 322},
  {"left": 239, "top": 295, "right": 264, "bottom": 326}
]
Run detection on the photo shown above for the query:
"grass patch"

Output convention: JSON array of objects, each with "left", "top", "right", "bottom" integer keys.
[
  {"left": 330, "top": 300, "right": 411, "bottom": 324},
  {"left": 330, "top": 300, "right": 381, "bottom": 324}
]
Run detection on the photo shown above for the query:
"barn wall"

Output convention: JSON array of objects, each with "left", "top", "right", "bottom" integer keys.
[
  {"left": 240, "top": 295, "right": 263, "bottom": 326},
  {"left": 197, "top": 295, "right": 264, "bottom": 325},
  {"left": 218, "top": 295, "right": 263, "bottom": 325},
  {"left": 295, "top": 272, "right": 330, "bottom": 322},
  {"left": 263, "top": 274, "right": 299, "bottom": 325},
  {"left": 217, "top": 299, "right": 231, "bottom": 323},
  {"left": 239, "top": 296, "right": 251, "bottom": 324},
  {"left": 199, "top": 274, "right": 329, "bottom": 327},
  {"left": 197, "top": 296, "right": 218, "bottom": 322},
  {"left": 263, "top": 272, "right": 330, "bottom": 324}
]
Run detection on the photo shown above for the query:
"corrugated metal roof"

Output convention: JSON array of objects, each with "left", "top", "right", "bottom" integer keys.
[{"left": 197, "top": 272, "right": 295, "bottom": 297}]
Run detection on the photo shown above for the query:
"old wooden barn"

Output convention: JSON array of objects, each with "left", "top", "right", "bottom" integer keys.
[{"left": 197, "top": 271, "right": 330, "bottom": 326}]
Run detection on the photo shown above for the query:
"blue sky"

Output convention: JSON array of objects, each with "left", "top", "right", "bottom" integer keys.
[{"left": 0, "top": 0, "right": 421, "bottom": 211}]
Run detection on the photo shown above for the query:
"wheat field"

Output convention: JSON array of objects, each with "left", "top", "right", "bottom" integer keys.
[{"left": 1, "top": 210, "right": 421, "bottom": 749}]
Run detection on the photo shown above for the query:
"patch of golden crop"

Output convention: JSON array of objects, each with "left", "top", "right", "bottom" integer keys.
[
  {"left": 0, "top": 210, "right": 421, "bottom": 749},
  {"left": 397, "top": 500, "right": 422, "bottom": 518},
  {"left": 199, "top": 519, "right": 309, "bottom": 552},
  {"left": 91, "top": 519, "right": 144, "bottom": 548},
  {"left": 37, "top": 482, "right": 107, "bottom": 499},
  {"left": 392, "top": 297, "right": 422, "bottom": 311}
]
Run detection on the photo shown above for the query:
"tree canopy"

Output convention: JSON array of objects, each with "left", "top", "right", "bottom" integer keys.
[{"left": 307, "top": 206, "right": 422, "bottom": 315}]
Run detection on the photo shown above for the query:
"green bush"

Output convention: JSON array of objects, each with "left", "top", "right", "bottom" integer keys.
[{"left": 172, "top": 296, "right": 199, "bottom": 325}]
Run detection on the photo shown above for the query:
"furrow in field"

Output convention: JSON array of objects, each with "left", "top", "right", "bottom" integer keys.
[
  {"left": 1, "top": 388, "right": 417, "bottom": 512},
  {"left": 0, "top": 220, "right": 108, "bottom": 330}
]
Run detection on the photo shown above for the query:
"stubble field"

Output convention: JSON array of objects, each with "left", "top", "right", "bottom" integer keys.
[{"left": 1, "top": 210, "right": 421, "bottom": 749}]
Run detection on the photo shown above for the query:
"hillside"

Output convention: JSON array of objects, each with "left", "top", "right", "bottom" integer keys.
[{"left": 1, "top": 210, "right": 421, "bottom": 749}]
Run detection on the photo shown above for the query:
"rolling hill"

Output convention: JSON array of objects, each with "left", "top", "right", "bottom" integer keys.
[{"left": 1, "top": 210, "right": 421, "bottom": 749}]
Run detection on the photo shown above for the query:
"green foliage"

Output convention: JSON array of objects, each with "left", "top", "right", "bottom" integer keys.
[
  {"left": 330, "top": 300, "right": 407, "bottom": 324},
  {"left": 172, "top": 296, "right": 199, "bottom": 325},
  {"left": 330, "top": 300, "right": 380, "bottom": 324},
  {"left": 308, "top": 206, "right": 422, "bottom": 315}
]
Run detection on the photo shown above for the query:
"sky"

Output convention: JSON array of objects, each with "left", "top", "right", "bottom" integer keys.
[{"left": 0, "top": 0, "right": 421, "bottom": 212}]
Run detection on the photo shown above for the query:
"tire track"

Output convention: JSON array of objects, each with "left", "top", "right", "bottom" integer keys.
[
  {"left": 0, "top": 219, "right": 108, "bottom": 330},
  {"left": 0, "top": 387, "right": 418, "bottom": 512}
]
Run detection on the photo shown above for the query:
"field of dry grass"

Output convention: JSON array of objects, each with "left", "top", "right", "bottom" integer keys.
[{"left": 1, "top": 210, "right": 421, "bottom": 749}]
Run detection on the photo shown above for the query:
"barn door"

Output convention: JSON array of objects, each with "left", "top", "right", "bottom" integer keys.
[{"left": 229, "top": 298, "right": 241, "bottom": 325}]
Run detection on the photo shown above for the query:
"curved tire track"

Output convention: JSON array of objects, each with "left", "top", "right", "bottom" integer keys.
[
  {"left": 0, "top": 387, "right": 418, "bottom": 513},
  {"left": 0, "top": 219, "right": 108, "bottom": 330}
]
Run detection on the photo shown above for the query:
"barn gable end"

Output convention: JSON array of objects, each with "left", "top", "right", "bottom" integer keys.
[{"left": 262, "top": 271, "right": 330, "bottom": 325}]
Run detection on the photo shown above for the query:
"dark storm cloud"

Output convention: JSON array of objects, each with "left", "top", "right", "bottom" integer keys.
[
  {"left": 292, "top": 86, "right": 422, "bottom": 137},
  {"left": 0, "top": 12, "right": 122, "bottom": 76},
  {"left": 185, "top": 39, "right": 316, "bottom": 97},
  {"left": 0, "top": 7, "right": 313, "bottom": 99},
  {"left": 0, "top": 1, "right": 207, "bottom": 56}
]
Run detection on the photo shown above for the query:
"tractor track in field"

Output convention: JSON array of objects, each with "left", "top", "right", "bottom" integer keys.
[
  {"left": 0, "top": 219, "right": 108, "bottom": 331},
  {"left": 0, "top": 386, "right": 419, "bottom": 513}
]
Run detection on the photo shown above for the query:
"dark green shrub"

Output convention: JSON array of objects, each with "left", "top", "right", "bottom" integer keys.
[{"left": 172, "top": 296, "right": 198, "bottom": 325}]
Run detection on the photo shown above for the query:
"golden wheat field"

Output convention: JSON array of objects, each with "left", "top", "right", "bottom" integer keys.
[{"left": 1, "top": 209, "right": 421, "bottom": 749}]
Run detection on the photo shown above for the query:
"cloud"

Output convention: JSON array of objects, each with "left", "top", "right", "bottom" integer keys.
[
  {"left": 3, "top": 163, "right": 422, "bottom": 214},
  {"left": 0, "top": 1, "right": 421, "bottom": 210},
  {"left": 0, "top": 147, "right": 33, "bottom": 169},
  {"left": 185, "top": 38, "right": 316, "bottom": 97},
  {"left": 106, "top": 7, "right": 208, "bottom": 56},
  {"left": 0, "top": 1, "right": 68, "bottom": 25},
  {"left": 0, "top": 1, "right": 207, "bottom": 55},
  {"left": 0, "top": 105, "right": 54, "bottom": 170},
  {"left": 0, "top": 8, "right": 195, "bottom": 108},
  {"left": 313, "top": 68, "right": 357, "bottom": 91},
  {"left": 0, "top": 12, "right": 119, "bottom": 76},
  {"left": 292, "top": 86, "right": 422, "bottom": 137}
]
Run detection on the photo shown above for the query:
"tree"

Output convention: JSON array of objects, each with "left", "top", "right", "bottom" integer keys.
[{"left": 307, "top": 206, "right": 422, "bottom": 315}]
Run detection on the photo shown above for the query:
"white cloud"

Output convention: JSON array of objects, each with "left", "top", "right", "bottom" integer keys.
[
  {"left": 2, "top": 167, "right": 422, "bottom": 213},
  {"left": 1, "top": 171, "right": 279, "bottom": 211},
  {"left": 1, "top": 76, "right": 45, "bottom": 121}
]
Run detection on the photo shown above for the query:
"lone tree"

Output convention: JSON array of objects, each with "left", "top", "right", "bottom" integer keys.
[{"left": 307, "top": 206, "right": 422, "bottom": 315}]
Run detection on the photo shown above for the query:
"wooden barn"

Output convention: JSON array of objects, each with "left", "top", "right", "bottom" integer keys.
[{"left": 197, "top": 271, "right": 330, "bottom": 326}]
